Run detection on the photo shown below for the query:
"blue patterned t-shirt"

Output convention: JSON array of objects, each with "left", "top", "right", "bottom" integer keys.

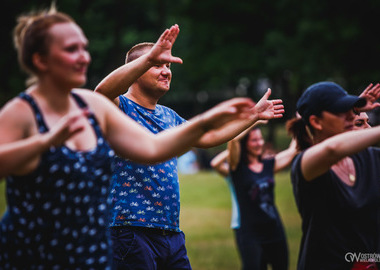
[{"left": 108, "top": 96, "right": 186, "bottom": 231}]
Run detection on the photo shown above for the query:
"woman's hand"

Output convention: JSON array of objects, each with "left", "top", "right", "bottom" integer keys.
[
  {"left": 42, "top": 109, "right": 89, "bottom": 148},
  {"left": 251, "top": 88, "right": 284, "bottom": 120},
  {"left": 358, "top": 83, "right": 380, "bottom": 112}
]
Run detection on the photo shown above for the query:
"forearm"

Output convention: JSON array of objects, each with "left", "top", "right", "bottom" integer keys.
[
  {"left": 316, "top": 127, "right": 380, "bottom": 161},
  {"left": 302, "top": 125, "right": 380, "bottom": 180},
  {"left": 0, "top": 134, "right": 49, "bottom": 178},
  {"left": 195, "top": 117, "right": 259, "bottom": 148},
  {"left": 274, "top": 148, "right": 297, "bottom": 172},
  {"left": 94, "top": 54, "right": 152, "bottom": 100},
  {"left": 112, "top": 116, "right": 207, "bottom": 164}
]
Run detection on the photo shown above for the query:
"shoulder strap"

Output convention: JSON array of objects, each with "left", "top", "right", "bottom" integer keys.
[
  {"left": 18, "top": 92, "right": 49, "bottom": 133},
  {"left": 71, "top": 92, "right": 88, "bottom": 109}
]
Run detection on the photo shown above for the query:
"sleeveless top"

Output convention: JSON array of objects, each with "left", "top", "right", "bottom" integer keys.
[
  {"left": 0, "top": 92, "right": 115, "bottom": 269},
  {"left": 231, "top": 158, "right": 286, "bottom": 242}
]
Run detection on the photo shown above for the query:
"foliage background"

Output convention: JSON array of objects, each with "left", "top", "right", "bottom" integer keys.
[
  {"left": 1, "top": 1, "right": 379, "bottom": 268},
  {"left": 1, "top": 0, "right": 380, "bottom": 127}
]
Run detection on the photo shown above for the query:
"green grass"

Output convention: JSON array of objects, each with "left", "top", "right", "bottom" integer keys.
[
  {"left": 0, "top": 181, "right": 5, "bottom": 215},
  {"left": 179, "top": 170, "right": 301, "bottom": 270},
  {"left": 0, "top": 170, "right": 302, "bottom": 270}
]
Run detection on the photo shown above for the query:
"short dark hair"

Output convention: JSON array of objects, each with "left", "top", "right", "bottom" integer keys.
[{"left": 125, "top": 42, "right": 154, "bottom": 63}]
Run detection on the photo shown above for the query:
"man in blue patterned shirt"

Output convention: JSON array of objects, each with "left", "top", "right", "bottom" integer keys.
[{"left": 95, "top": 24, "right": 284, "bottom": 269}]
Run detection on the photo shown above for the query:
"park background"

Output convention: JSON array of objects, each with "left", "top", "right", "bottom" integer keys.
[{"left": 1, "top": 0, "right": 380, "bottom": 269}]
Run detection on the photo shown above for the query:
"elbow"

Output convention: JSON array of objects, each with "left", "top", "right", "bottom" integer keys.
[
  {"left": 127, "top": 148, "right": 174, "bottom": 165},
  {"left": 94, "top": 84, "right": 105, "bottom": 94},
  {"left": 323, "top": 140, "right": 344, "bottom": 160},
  {"left": 210, "top": 161, "right": 218, "bottom": 169}
]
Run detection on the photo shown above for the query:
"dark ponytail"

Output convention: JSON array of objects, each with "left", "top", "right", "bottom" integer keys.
[{"left": 286, "top": 117, "right": 312, "bottom": 151}]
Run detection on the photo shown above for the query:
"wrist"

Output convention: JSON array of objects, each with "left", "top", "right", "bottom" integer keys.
[
  {"left": 39, "top": 133, "right": 53, "bottom": 151},
  {"left": 194, "top": 114, "right": 211, "bottom": 133}
]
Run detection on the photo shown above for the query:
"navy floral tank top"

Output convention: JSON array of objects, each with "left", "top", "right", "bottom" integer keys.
[{"left": 0, "top": 92, "right": 115, "bottom": 269}]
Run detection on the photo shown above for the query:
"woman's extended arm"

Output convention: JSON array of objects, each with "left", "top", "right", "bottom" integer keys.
[
  {"left": 273, "top": 138, "right": 298, "bottom": 173},
  {"left": 0, "top": 99, "right": 88, "bottom": 178},
  {"left": 98, "top": 92, "right": 256, "bottom": 164},
  {"left": 301, "top": 125, "right": 380, "bottom": 181},
  {"left": 195, "top": 89, "right": 283, "bottom": 148},
  {"left": 210, "top": 150, "right": 230, "bottom": 177}
]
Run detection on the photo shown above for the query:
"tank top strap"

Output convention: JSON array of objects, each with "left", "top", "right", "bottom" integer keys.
[
  {"left": 18, "top": 92, "right": 49, "bottom": 133},
  {"left": 71, "top": 92, "right": 88, "bottom": 109},
  {"left": 71, "top": 92, "right": 103, "bottom": 138}
]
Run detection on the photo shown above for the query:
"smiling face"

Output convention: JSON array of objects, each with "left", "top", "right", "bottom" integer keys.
[
  {"left": 130, "top": 47, "right": 172, "bottom": 99},
  {"left": 136, "top": 63, "right": 172, "bottom": 99},
  {"left": 41, "top": 22, "right": 91, "bottom": 88},
  {"left": 246, "top": 129, "right": 265, "bottom": 157}
]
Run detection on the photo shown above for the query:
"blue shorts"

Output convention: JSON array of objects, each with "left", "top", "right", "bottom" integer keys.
[{"left": 111, "top": 226, "right": 192, "bottom": 270}]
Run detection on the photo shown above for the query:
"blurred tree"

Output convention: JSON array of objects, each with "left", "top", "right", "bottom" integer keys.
[{"left": 1, "top": 0, "right": 380, "bottom": 143}]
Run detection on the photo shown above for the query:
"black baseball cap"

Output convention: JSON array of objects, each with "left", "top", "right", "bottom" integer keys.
[{"left": 296, "top": 81, "right": 366, "bottom": 124}]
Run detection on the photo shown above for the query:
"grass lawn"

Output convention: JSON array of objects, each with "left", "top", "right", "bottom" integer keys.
[
  {"left": 0, "top": 169, "right": 302, "bottom": 270},
  {"left": 179, "top": 170, "right": 302, "bottom": 270}
]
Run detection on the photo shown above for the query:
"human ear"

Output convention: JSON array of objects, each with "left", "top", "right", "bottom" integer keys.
[
  {"left": 309, "top": 115, "right": 322, "bottom": 131},
  {"left": 32, "top": 53, "right": 48, "bottom": 72}
]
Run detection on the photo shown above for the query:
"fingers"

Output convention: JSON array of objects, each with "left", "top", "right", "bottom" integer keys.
[
  {"left": 160, "top": 24, "right": 180, "bottom": 45},
  {"left": 273, "top": 104, "right": 285, "bottom": 112},
  {"left": 361, "top": 83, "right": 380, "bottom": 100},
  {"left": 371, "top": 103, "right": 380, "bottom": 109},
  {"left": 48, "top": 109, "right": 89, "bottom": 147},
  {"left": 271, "top": 99, "right": 283, "bottom": 105},
  {"left": 261, "top": 88, "right": 272, "bottom": 100},
  {"left": 152, "top": 24, "right": 183, "bottom": 65},
  {"left": 167, "top": 24, "right": 180, "bottom": 44},
  {"left": 362, "top": 83, "right": 373, "bottom": 95},
  {"left": 371, "top": 83, "right": 380, "bottom": 98},
  {"left": 170, "top": 56, "right": 183, "bottom": 65}
]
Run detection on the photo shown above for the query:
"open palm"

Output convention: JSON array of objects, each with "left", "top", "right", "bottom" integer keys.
[
  {"left": 253, "top": 88, "right": 284, "bottom": 120},
  {"left": 148, "top": 24, "right": 183, "bottom": 65}
]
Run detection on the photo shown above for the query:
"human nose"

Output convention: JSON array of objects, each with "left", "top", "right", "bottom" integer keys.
[
  {"left": 79, "top": 49, "right": 91, "bottom": 64},
  {"left": 161, "top": 65, "right": 171, "bottom": 76}
]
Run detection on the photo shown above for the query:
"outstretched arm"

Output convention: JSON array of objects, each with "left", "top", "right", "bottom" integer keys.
[
  {"left": 273, "top": 138, "right": 298, "bottom": 173},
  {"left": 101, "top": 93, "right": 256, "bottom": 164},
  {"left": 194, "top": 88, "right": 284, "bottom": 148},
  {"left": 210, "top": 150, "right": 230, "bottom": 177},
  {"left": 94, "top": 24, "right": 183, "bottom": 103},
  {"left": 301, "top": 125, "right": 380, "bottom": 181},
  {"left": 0, "top": 99, "right": 89, "bottom": 178}
]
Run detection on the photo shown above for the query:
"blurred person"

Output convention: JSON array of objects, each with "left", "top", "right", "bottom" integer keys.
[
  {"left": 210, "top": 121, "right": 268, "bottom": 235},
  {"left": 353, "top": 112, "right": 371, "bottom": 130},
  {"left": 352, "top": 83, "right": 380, "bottom": 130},
  {"left": 95, "top": 37, "right": 285, "bottom": 269},
  {"left": 211, "top": 126, "right": 297, "bottom": 270},
  {"left": 210, "top": 149, "right": 239, "bottom": 230},
  {"left": 0, "top": 6, "right": 271, "bottom": 269},
  {"left": 287, "top": 81, "right": 380, "bottom": 270}
]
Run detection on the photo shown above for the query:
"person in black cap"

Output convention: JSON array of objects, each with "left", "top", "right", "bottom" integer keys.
[{"left": 286, "top": 81, "right": 380, "bottom": 270}]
